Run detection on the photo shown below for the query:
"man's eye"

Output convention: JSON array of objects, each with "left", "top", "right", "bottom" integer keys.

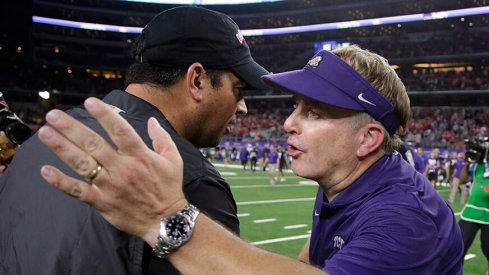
[
  {"left": 307, "top": 110, "right": 319, "bottom": 118},
  {"left": 234, "top": 87, "right": 245, "bottom": 99}
]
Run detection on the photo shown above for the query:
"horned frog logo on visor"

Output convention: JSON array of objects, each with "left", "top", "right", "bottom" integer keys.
[{"left": 306, "top": 55, "right": 323, "bottom": 68}]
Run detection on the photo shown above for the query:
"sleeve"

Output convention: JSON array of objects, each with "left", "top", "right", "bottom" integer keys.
[
  {"left": 0, "top": 113, "right": 143, "bottom": 275},
  {"left": 324, "top": 206, "right": 441, "bottom": 275},
  {"left": 183, "top": 176, "right": 240, "bottom": 235},
  {"left": 0, "top": 134, "right": 137, "bottom": 274}
]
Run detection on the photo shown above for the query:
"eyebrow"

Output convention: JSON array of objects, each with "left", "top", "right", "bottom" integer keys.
[
  {"left": 295, "top": 95, "right": 322, "bottom": 109},
  {"left": 236, "top": 81, "right": 246, "bottom": 88}
]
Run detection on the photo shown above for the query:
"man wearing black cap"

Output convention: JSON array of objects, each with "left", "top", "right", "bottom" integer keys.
[
  {"left": 0, "top": 6, "right": 268, "bottom": 275},
  {"left": 38, "top": 45, "right": 463, "bottom": 273}
]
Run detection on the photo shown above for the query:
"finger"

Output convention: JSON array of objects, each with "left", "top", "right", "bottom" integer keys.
[
  {"left": 38, "top": 125, "right": 106, "bottom": 183},
  {"left": 83, "top": 97, "right": 148, "bottom": 155},
  {"left": 44, "top": 109, "right": 117, "bottom": 167},
  {"left": 40, "top": 165, "right": 101, "bottom": 207},
  {"left": 148, "top": 117, "right": 182, "bottom": 164}
]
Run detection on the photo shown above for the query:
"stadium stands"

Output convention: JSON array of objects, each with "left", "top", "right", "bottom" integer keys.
[{"left": 1, "top": 0, "right": 488, "bottom": 149}]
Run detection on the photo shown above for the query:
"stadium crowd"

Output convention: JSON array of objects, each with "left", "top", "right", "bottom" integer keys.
[
  {"left": 220, "top": 105, "right": 488, "bottom": 150},
  {"left": 9, "top": 102, "right": 488, "bottom": 152}
]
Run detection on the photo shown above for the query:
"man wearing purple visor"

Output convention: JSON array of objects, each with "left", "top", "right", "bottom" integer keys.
[
  {"left": 262, "top": 45, "right": 464, "bottom": 274},
  {"left": 38, "top": 45, "right": 463, "bottom": 274}
]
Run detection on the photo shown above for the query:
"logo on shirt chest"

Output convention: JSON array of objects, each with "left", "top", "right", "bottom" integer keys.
[{"left": 333, "top": 235, "right": 345, "bottom": 250}]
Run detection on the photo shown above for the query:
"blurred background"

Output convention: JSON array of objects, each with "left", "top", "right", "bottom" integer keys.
[
  {"left": 0, "top": 0, "right": 488, "bottom": 149},
  {"left": 1, "top": 1, "right": 488, "bottom": 273}
]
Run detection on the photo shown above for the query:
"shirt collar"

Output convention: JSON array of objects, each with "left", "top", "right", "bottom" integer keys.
[
  {"left": 102, "top": 89, "right": 175, "bottom": 132},
  {"left": 321, "top": 154, "right": 397, "bottom": 209}
]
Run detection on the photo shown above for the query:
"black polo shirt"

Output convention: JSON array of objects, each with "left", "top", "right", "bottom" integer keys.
[{"left": 0, "top": 90, "right": 239, "bottom": 275}]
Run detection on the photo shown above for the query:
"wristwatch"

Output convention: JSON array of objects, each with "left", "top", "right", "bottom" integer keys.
[{"left": 152, "top": 203, "right": 200, "bottom": 258}]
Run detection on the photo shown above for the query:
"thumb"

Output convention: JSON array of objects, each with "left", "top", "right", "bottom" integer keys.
[{"left": 147, "top": 117, "right": 182, "bottom": 164}]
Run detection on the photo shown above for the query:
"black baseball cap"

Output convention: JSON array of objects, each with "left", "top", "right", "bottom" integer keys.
[{"left": 141, "top": 6, "right": 270, "bottom": 90}]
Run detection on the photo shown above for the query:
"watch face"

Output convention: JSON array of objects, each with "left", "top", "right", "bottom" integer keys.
[{"left": 164, "top": 215, "right": 191, "bottom": 245}]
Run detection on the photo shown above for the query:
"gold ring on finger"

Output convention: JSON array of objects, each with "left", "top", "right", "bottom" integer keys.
[{"left": 85, "top": 163, "right": 103, "bottom": 181}]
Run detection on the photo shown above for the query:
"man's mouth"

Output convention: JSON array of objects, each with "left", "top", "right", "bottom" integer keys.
[{"left": 287, "top": 142, "right": 302, "bottom": 158}]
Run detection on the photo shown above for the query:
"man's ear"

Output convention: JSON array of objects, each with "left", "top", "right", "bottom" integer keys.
[
  {"left": 357, "top": 124, "right": 384, "bottom": 157},
  {"left": 186, "top": 63, "right": 206, "bottom": 102}
]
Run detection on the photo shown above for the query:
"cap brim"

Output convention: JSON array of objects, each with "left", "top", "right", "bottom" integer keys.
[
  {"left": 232, "top": 60, "right": 270, "bottom": 91},
  {"left": 261, "top": 68, "right": 364, "bottom": 111}
]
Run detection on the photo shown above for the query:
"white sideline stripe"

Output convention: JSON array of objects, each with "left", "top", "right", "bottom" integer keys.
[
  {"left": 214, "top": 163, "right": 292, "bottom": 170},
  {"left": 232, "top": 184, "right": 316, "bottom": 189},
  {"left": 237, "top": 197, "right": 315, "bottom": 205},
  {"left": 284, "top": 224, "right": 308, "bottom": 230},
  {"left": 464, "top": 253, "right": 476, "bottom": 260},
  {"left": 454, "top": 212, "right": 461, "bottom": 216},
  {"left": 213, "top": 163, "right": 246, "bottom": 169},
  {"left": 220, "top": 172, "right": 237, "bottom": 176},
  {"left": 299, "top": 180, "right": 318, "bottom": 185},
  {"left": 253, "top": 218, "right": 276, "bottom": 223},
  {"left": 237, "top": 213, "right": 250, "bottom": 217},
  {"left": 229, "top": 176, "right": 270, "bottom": 180},
  {"left": 251, "top": 234, "right": 310, "bottom": 245}
]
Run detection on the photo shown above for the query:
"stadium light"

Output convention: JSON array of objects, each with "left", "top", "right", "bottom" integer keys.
[
  {"left": 32, "top": 6, "right": 489, "bottom": 36},
  {"left": 121, "top": 0, "right": 283, "bottom": 4},
  {"left": 38, "top": 90, "right": 51, "bottom": 100}
]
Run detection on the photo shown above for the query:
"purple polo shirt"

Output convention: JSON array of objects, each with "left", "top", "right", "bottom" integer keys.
[
  {"left": 310, "top": 153, "right": 463, "bottom": 274},
  {"left": 267, "top": 151, "right": 279, "bottom": 164},
  {"left": 453, "top": 159, "right": 466, "bottom": 179},
  {"left": 239, "top": 148, "right": 249, "bottom": 161}
]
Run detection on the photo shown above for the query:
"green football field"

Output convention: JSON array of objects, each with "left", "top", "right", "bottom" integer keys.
[{"left": 215, "top": 162, "right": 487, "bottom": 274}]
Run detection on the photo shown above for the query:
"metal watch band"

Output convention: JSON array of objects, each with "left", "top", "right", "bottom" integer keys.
[
  {"left": 152, "top": 236, "right": 173, "bottom": 259},
  {"left": 152, "top": 203, "right": 200, "bottom": 258}
]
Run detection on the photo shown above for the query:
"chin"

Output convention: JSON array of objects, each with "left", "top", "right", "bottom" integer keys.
[
  {"left": 291, "top": 162, "right": 305, "bottom": 177},
  {"left": 193, "top": 131, "right": 223, "bottom": 148},
  {"left": 291, "top": 162, "right": 314, "bottom": 179},
  {"left": 206, "top": 137, "right": 222, "bottom": 148}
]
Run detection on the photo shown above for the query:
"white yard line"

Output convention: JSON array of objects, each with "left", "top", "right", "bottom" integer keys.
[
  {"left": 253, "top": 218, "right": 277, "bottom": 223},
  {"left": 284, "top": 224, "right": 308, "bottom": 230},
  {"left": 237, "top": 197, "right": 315, "bottom": 205},
  {"left": 220, "top": 172, "right": 237, "bottom": 176},
  {"left": 251, "top": 234, "right": 310, "bottom": 245},
  {"left": 232, "top": 184, "right": 316, "bottom": 188}
]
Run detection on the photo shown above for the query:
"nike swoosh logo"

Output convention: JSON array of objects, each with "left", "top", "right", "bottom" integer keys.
[
  {"left": 357, "top": 93, "right": 376, "bottom": 106},
  {"left": 314, "top": 209, "right": 320, "bottom": 216}
]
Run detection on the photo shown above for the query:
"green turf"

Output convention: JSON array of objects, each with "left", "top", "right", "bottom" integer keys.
[{"left": 216, "top": 162, "right": 487, "bottom": 274}]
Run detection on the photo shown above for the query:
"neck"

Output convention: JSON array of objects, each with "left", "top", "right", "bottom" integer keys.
[
  {"left": 323, "top": 150, "right": 385, "bottom": 202},
  {"left": 125, "top": 83, "right": 193, "bottom": 139}
]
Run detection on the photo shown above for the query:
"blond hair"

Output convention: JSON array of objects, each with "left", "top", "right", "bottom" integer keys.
[{"left": 332, "top": 45, "right": 410, "bottom": 153}]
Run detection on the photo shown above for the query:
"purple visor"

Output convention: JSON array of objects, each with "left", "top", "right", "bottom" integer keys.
[{"left": 262, "top": 50, "right": 400, "bottom": 135}]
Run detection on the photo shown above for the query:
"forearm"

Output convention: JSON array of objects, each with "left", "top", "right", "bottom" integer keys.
[
  {"left": 297, "top": 237, "right": 310, "bottom": 264},
  {"left": 164, "top": 214, "right": 325, "bottom": 275}
]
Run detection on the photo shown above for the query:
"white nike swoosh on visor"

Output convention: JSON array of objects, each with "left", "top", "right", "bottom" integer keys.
[{"left": 357, "top": 93, "right": 376, "bottom": 106}]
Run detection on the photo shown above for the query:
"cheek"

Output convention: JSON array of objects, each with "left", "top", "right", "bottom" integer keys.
[
  {"left": 207, "top": 97, "right": 235, "bottom": 124},
  {"left": 217, "top": 96, "right": 237, "bottom": 116},
  {"left": 292, "top": 130, "right": 331, "bottom": 175}
]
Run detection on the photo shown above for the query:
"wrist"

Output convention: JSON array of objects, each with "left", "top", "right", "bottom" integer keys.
[
  {"left": 142, "top": 198, "right": 189, "bottom": 247},
  {"left": 151, "top": 202, "right": 200, "bottom": 258}
]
